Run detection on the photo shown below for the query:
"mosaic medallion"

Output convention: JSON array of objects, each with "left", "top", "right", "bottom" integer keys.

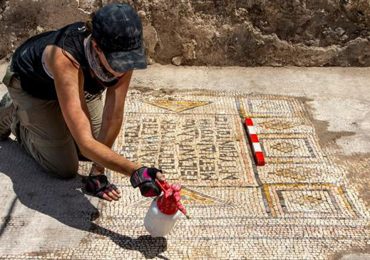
[{"left": 270, "top": 141, "right": 300, "bottom": 153}]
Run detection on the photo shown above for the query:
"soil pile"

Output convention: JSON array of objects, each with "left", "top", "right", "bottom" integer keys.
[{"left": 0, "top": 0, "right": 369, "bottom": 66}]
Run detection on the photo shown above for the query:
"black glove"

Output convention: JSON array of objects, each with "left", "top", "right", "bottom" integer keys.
[
  {"left": 84, "top": 174, "right": 118, "bottom": 199},
  {"left": 130, "top": 167, "right": 162, "bottom": 197}
]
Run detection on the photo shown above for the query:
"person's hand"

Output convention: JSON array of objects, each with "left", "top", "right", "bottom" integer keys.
[
  {"left": 130, "top": 166, "right": 166, "bottom": 197},
  {"left": 99, "top": 181, "right": 121, "bottom": 202},
  {"left": 133, "top": 163, "right": 165, "bottom": 181},
  {"left": 86, "top": 163, "right": 121, "bottom": 202},
  {"left": 155, "top": 171, "right": 166, "bottom": 181}
]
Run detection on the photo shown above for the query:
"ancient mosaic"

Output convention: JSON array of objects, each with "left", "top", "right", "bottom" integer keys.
[{"left": 3, "top": 91, "right": 369, "bottom": 259}]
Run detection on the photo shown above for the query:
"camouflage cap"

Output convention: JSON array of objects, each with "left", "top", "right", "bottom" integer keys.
[{"left": 92, "top": 3, "right": 147, "bottom": 73}]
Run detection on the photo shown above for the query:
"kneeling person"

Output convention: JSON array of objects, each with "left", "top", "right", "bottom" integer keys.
[{"left": 0, "top": 3, "right": 164, "bottom": 201}]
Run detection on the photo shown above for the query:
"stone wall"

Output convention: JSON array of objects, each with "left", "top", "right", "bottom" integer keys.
[{"left": 0, "top": 0, "right": 369, "bottom": 66}]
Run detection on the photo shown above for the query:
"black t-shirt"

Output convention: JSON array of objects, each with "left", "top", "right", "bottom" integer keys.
[{"left": 11, "top": 22, "right": 106, "bottom": 100}]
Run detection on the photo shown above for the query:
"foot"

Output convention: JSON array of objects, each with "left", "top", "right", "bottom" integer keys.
[{"left": 0, "top": 92, "right": 14, "bottom": 141}]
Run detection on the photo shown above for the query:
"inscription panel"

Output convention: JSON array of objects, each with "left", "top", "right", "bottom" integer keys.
[{"left": 116, "top": 113, "right": 257, "bottom": 187}]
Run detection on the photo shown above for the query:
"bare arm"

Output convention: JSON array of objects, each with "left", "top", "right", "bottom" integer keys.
[
  {"left": 46, "top": 46, "right": 139, "bottom": 176},
  {"left": 91, "top": 71, "right": 132, "bottom": 174},
  {"left": 97, "top": 71, "right": 132, "bottom": 148}
]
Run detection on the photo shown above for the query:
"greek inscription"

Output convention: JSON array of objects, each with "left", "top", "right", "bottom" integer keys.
[{"left": 120, "top": 114, "right": 247, "bottom": 185}]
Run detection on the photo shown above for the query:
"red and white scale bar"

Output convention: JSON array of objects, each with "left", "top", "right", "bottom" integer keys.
[{"left": 244, "top": 118, "right": 266, "bottom": 166}]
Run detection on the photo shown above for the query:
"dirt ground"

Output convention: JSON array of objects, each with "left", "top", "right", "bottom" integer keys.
[
  {"left": 303, "top": 101, "right": 370, "bottom": 210},
  {"left": 1, "top": 0, "right": 370, "bottom": 66}
]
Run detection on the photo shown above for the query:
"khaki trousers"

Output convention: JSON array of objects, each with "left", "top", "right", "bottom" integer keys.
[{"left": 2, "top": 65, "right": 103, "bottom": 179}]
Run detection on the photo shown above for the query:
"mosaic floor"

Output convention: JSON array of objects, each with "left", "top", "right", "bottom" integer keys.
[{"left": 2, "top": 90, "right": 369, "bottom": 259}]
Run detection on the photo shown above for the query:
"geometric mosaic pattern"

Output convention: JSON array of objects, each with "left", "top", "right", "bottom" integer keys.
[
  {"left": 240, "top": 95, "right": 306, "bottom": 118},
  {"left": 239, "top": 94, "right": 368, "bottom": 222},
  {"left": 251, "top": 117, "right": 314, "bottom": 134},
  {"left": 145, "top": 99, "right": 210, "bottom": 113},
  {"left": 1, "top": 91, "right": 369, "bottom": 260},
  {"left": 125, "top": 92, "right": 240, "bottom": 115},
  {"left": 259, "top": 134, "right": 325, "bottom": 164},
  {"left": 257, "top": 164, "right": 346, "bottom": 184},
  {"left": 263, "top": 183, "right": 363, "bottom": 218}
]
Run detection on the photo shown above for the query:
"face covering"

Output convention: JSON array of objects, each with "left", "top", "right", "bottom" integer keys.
[{"left": 84, "top": 35, "right": 118, "bottom": 84}]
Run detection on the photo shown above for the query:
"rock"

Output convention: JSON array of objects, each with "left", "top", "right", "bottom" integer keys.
[
  {"left": 36, "top": 26, "right": 44, "bottom": 34},
  {"left": 76, "top": 0, "right": 101, "bottom": 14},
  {"left": 171, "top": 56, "right": 183, "bottom": 66},
  {"left": 143, "top": 25, "right": 159, "bottom": 56},
  {"left": 182, "top": 39, "right": 197, "bottom": 60},
  {"left": 147, "top": 56, "right": 155, "bottom": 65},
  {"left": 335, "top": 27, "right": 346, "bottom": 36},
  {"left": 137, "top": 10, "right": 148, "bottom": 23},
  {"left": 340, "top": 34, "right": 349, "bottom": 41}
]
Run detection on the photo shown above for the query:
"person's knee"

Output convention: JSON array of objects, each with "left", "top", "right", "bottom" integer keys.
[
  {"left": 53, "top": 168, "right": 78, "bottom": 179},
  {"left": 44, "top": 157, "right": 79, "bottom": 179},
  {"left": 18, "top": 123, "right": 80, "bottom": 179}
]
